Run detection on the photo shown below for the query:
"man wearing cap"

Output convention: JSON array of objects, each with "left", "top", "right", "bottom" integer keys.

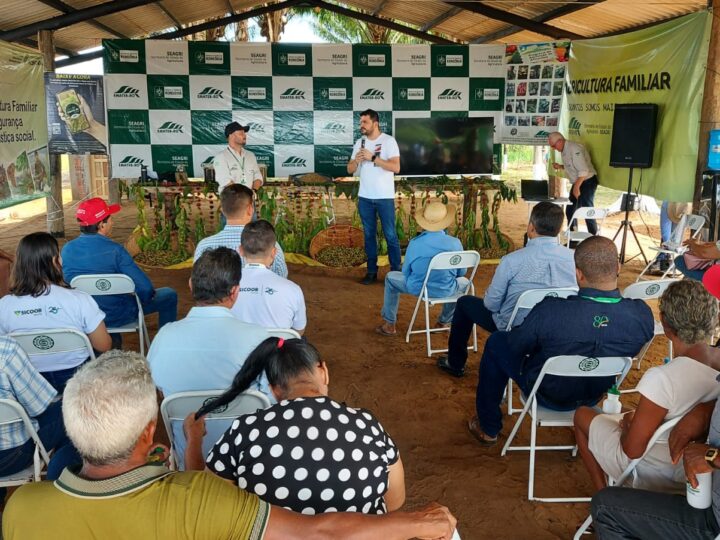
[
  {"left": 61, "top": 198, "right": 178, "bottom": 345},
  {"left": 548, "top": 131, "right": 599, "bottom": 235},
  {"left": 347, "top": 109, "right": 402, "bottom": 285},
  {"left": 212, "top": 122, "right": 263, "bottom": 191},
  {"left": 375, "top": 201, "right": 467, "bottom": 336}
]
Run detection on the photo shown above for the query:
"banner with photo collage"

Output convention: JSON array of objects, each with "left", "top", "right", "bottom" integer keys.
[
  {"left": 103, "top": 40, "right": 508, "bottom": 179},
  {"left": 501, "top": 41, "right": 570, "bottom": 144}
]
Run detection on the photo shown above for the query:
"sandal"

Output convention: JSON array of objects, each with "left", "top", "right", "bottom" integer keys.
[
  {"left": 375, "top": 325, "right": 397, "bottom": 337},
  {"left": 468, "top": 416, "right": 498, "bottom": 446}
]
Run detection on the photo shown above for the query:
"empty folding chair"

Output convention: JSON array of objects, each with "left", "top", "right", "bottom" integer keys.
[
  {"left": 564, "top": 207, "right": 609, "bottom": 247},
  {"left": 637, "top": 214, "right": 705, "bottom": 281}
]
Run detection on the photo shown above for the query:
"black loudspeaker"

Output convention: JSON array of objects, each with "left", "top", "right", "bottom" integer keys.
[{"left": 609, "top": 103, "right": 658, "bottom": 168}]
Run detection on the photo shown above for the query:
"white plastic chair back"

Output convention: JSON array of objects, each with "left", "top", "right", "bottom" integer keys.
[
  {"left": 622, "top": 279, "right": 676, "bottom": 301},
  {"left": 565, "top": 207, "right": 608, "bottom": 246},
  {"left": 266, "top": 328, "right": 302, "bottom": 340},
  {"left": 505, "top": 287, "right": 579, "bottom": 331},
  {"left": 160, "top": 390, "right": 271, "bottom": 470},
  {"left": 686, "top": 214, "right": 705, "bottom": 237},
  {"left": 418, "top": 251, "right": 481, "bottom": 300},
  {"left": 0, "top": 399, "right": 50, "bottom": 487},
  {"left": 9, "top": 328, "right": 96, "bottom": 362}
]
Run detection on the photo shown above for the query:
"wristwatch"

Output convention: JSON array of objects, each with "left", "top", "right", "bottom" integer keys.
[{"left": 705, "top": 447, "right": 720, "bottom": 469}]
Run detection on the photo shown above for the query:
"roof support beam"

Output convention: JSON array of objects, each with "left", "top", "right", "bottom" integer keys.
[
  {"left": 421, "top": 7, "right": 462, "bottom": 31},
  {"left": 471, "top": 0, "right": 601, "bottom": 43},
  {"left": 155, "top": 2, "right": 183, "bottom": 30},
  {"left": 35, "top": 0, "right": 130, "bottom": 38},
  {"left": 442, "top": 0, "right": 584, "bottom": 40},
  {"left": 18, "top": 37, "right": 77, "bottom": 58},
  {"left": 309, "top": 0, "right": 454, "bottom": 43},
  {"left": 0, "top": 0, "right": 154, "bottom": 42}
]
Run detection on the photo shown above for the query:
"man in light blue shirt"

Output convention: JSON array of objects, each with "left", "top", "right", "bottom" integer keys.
[
  {"left": 376, "top": 202, "right": 468, "bottom": 336},
  {"left": 437, "top": 201, "right": 576, "bottom": 377},
  {"left": 147, "top": 247, "right": 270, "bottom": 468},
  {"left": 193, "top": 184, "right": 288, "bottom": 278}
]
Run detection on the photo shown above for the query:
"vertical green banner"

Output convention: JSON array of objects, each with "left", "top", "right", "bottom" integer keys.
[{"left": 561, "top": 12, "right": 711, "bottom": 201}]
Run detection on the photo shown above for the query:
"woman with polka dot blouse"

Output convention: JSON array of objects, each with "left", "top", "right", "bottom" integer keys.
[{"left": 186, "top": 337, "right": 405, "bottom": 516}]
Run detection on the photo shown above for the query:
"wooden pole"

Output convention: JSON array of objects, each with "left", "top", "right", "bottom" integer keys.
[
  {"left": 38, "top": 29, "right": 65, "bottom": 238},
  {"left": 695, "top": 3, "right": 720, "bottom": 202}
]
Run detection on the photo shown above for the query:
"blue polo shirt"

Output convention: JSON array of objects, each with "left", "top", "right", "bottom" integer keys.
[
  {"left": 508, "top": 287, "right": 654, "bottom": 408},
  {"left": 403, "top": 231, "right": 465, "bottom": 297},
  {"left": 61, "top": 233, "right": 154, "bottom": 327}
]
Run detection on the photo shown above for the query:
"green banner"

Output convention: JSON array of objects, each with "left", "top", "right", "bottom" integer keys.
[
  {"left": 560, "top": 12, "right": 711, "bottom": 201},
  {"left": 0, "top": 41, "right": 49, "bottom": 208},
  {"left": 314, "top": 77, "right": 353, "bottom": 110},
  {"left": 393, "top": 78, "right": 430, "bottom": 111},
  {"left": 191, "top": 110, "right": 231, "bottom": 144},
  {"left": 232, "top": 76, "right": 273, "bottom": 110},
  {"left": 148, "top": 75, "right": 189, "bottom": 110},
  {"left": 431, "top": 45, "right": 469, "bottom": 78},
  {"left": 108, "top": 109, "right": 150, "bottom": 144},
  {"left": 104, "top": 40, "right": 146, "bottom": 74},
  {"left": 151, "top": 144, "right": 194, "bottom": 173}
]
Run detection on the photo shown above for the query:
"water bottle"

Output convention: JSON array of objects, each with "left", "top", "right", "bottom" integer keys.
[
  {"left": 687, "top": 472, "right": 713, "bottom": 509},
  {"left": 602, "top": 385, "right": 622, "bottom": 414}
]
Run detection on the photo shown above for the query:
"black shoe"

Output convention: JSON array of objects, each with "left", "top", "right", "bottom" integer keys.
[
  {"left": 659, "top": 258, "right": 671, "bottom": 272},
  {"left": 436, "top": 356, "right": 465, "bottom": 378},
  {"left": 360, "top": 273, "right": 377, "bottom": 285}
]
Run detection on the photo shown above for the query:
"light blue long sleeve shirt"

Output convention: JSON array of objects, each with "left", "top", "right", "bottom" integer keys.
[
  {"left": 403, "top": 230, "right": 465, "bottom": 297},
  {"left": 483, "top": 235, "right": 577, "bottom": 330}
]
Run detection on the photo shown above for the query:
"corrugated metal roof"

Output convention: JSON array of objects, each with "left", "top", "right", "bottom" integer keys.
[{"left": 0, "top": 0, "right": 708, "bottom": 58}]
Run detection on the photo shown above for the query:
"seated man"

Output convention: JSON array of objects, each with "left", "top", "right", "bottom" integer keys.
[
  {"left": 437, "top": 201, "right": 576, "bottom": 377},
  {"left": 194, "top": 184, "right": 288, "bottom": 278},
  {"left": 375, "top": 201, "right": 466, "bottom": 336},
  {"left": 3, "top": 350, "right": 457, "bottom": 540},
  {"left": 61, "top": 198, "right": 178, "bottom": 345},
  {"left": 467, "top": 236, "right": 654, "bottom": 445},
  {"left": 592, "top": 398, "right": 720, "bottom": 539},
  {"left": 148, "top": 247, "right": 270, "bottom": 467},
  {"left": 231, "top": 220, "right": 306, "bottom": 334}
]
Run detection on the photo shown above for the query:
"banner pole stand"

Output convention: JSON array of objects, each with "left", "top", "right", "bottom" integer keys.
[{"left": 611, "top": 167, "right": 648, "bottom": 265}]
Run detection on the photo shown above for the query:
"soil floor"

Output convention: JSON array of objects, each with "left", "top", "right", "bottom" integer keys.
[{"left": 0, "top": 193, "right": 669, "bottom": 540}]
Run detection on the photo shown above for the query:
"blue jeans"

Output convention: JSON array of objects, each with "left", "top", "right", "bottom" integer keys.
[
  {"left": 111, "top": 287, "right": 178, "bottom": 348},
  {"left": 447, "top": 296, "right": 498, "bottom": 372},
  {"left": 380, "top": 271, "right": 469, "bottom": 324},
  {"left": 659, "top": 201, "right": 676, "bottom": 262},
  {"left": 567, "top": 176, "right": 599, "bottom": 235},
  {"left": 358, "top": 197, "right": 401, "bottom": 273},
  {"left": 674, "top": 255, "right": 707, "bottom": 281},
  {"left": 0, "top": 401, "right": 79, "bottom": 482}
]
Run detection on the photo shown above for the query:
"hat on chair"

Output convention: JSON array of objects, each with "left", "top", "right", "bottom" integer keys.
[
  {"left": 667, "top": 202, "right": 692, "bottom": 224},
  {"left": 415, "top": 201, "right": 457, "bottom": 232}
]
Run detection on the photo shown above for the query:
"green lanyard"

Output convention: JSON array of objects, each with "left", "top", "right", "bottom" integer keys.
[
  {"left": 580, "top": 295, "right": 622, "bottom": 304},
  {"left": 228, "top": 148, "right": 246, "bottom": 183}
]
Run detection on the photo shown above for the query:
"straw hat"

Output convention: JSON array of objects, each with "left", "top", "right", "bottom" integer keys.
[
  {"left": 667, "top": 202, "right": 692, "bottom": 224},
  {"left": 415, "top": 201, "right": 456, "bottom": 232}
]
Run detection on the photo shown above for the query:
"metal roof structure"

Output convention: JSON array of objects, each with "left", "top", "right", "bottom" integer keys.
[{"left": 0, "top": 0, "right": 708, "bottom": 67}]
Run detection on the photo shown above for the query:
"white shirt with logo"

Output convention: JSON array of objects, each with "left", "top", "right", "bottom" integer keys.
[
  {"left": 231, "top": 264, "right": 306, "bottom": 331},
  {"left": 212, "top": 147, "right": 262, "bottom": 190},
  {"left": 0, "top": 284, "right": 105, "bottom": 372},
  {"left": 351, "top": 133, "right": 400, "bottom": 200},
  {"left": 560, "top": 140, "right": 597, "bottom": 184}
]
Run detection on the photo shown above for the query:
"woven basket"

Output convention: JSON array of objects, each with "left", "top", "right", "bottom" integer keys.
[{"left": 309, "top": 225, "right": 365, "bottom": 260}]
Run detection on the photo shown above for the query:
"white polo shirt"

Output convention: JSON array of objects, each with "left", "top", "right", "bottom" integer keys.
[
  {"left": 212, "top": 146, "right": 262, "bottom": 190},
  {"left": 351, "top": 133, "right": 400, "bottom": 200},
  {"left": 0, "top": 284, "right": 105, "bottom": 372},
  {"left": 232, "top": 264, "right": 306, "bottom": 331}
]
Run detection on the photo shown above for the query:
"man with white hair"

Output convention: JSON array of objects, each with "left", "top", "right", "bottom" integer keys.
[
  {"left": 3, "top": 350, "right": 457, "bottom": 539},
  {"left": 548, "top": 131, "right": 599, "bottom": 235}
]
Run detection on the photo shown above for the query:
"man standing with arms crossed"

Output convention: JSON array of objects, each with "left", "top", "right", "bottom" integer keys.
[
  {"left": 548, "top": 131, "right": 599, "bottom": 235},
  {"left": 347, "top": 109, "right": 402, "bottom": 285},
  {"left": 213, "top": 121, "right": 264, "bottom": 191}
]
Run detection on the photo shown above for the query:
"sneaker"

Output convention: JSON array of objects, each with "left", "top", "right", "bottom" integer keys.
[{"left": 436, "top": 356, "right": 465, "bottom": 378}]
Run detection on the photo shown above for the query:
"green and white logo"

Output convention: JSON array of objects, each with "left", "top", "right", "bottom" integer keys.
[
  {"left": 360, "top": 88, "right": 385, "bottom": 100},
  {"left": 48, "top": 306, "right": 60, "bottom": 314},
  {"left": 535, "top": 130, "right": 551, "bottom": 138},
  {"left": 118, "top": 156, "right": 144, "bottom": 167},
  {"left": 280, "top": 88, "right": 306, "bottom": 100},
  {"left": 247, "top": 122, "right": 265, "bottom": 133},
  {"left": 449, "top": 254, "right": 462, "bottom": 265},
  {"left": 114, "top": 86, "right": 140, "bottom": 98},
  {"left": 197, "top": 87, "right": 224, "bottom": 99},
  {"left": 578, "top": 357, "right": 600, "bottom": 371},
  {"left": 32, "top": 335, "right": 55, "bottom": 350},
  {"left": 95, "top": 278, "right": 112, "bottom": 291},
  {"left": 157, "top": 122, "right": 184, "bottom": 134},
  {"left": 247, "top": 87, "right": 266, "bottom": 100},
  {"left": 645, "top": 284, "right": 661, "bottom": 296},
  {"left": 279, "top": 54, "right": 288, "bottom": 65},
  {"left": 321, "top": 122, "right": 346, "bottom": 134},
  {"left": 202, "top": 155, "right": 214, "bottom": 166},
  {"left": 438, "top": 89, "right": 462, "bottom": 100},
  {"left": 569, "top": 117, "right": 582, "bottom": 136},
  {"left": 282, "top": 156, "right": 307, "bottom": 167},
  {"left": 119, "top": 50, "right": 139, "bottom": 63}
]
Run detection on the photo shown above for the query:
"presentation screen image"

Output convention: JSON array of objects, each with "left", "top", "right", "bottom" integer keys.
[{"left": 395, "top": 117, "right": 494, "bottom": 176}]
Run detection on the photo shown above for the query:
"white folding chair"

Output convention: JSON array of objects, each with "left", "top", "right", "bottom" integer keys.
[
  {"left": 501, "top": 355, "right": 632, "bottom": 502},
  {"left": 70, "top": 274, "right": 151, "bottom": 356},
  {"left": 0, "top": 398, "right": 51, "bottom": 487},
  {"left": 10, "top": 328, "right": 96, "bottom": 364},
  {"left": 564, "top": 207, "right": 609, "bottom": 247},
  {"left": 637, "top": 214, "right": 706, "bottom": 281},
  {"left": 621, "top": 279, "right": 676, "bottom": 382},
  {"left": 405, "top": 250, "right": 481, "bottom": 357},
  {"left": 504, "top": 287, "right": 579, "bottom": 415},
  {"left": 266, "top": 328, "right": 302, "bottom": 340},
  {"left": 574, "top": 415, "right": 683, "bottom": 538},
  {"left": 160, "top": 389, "right": 271, "bottom": 470}
]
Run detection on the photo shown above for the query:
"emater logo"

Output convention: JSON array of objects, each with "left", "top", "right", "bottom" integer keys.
[
  {"left": 157, "top": 122, "right": 184, "bottom": 134},
  {"left": 282, "top": 156, "right": 307, "bottom": 167},
  {"left": 246, "top": 122, "right": 265, "bottom": 133},
  {"left": 113, "top": 86, "right": 140, "bottom": 98},
  {"left": 119, "top": 156, "right": 144, "bottom": 167},
  {"left": 321, "top": 122, "right": 346, "bottom": 134},
  {"left": 360, "top": 88, "right": 384, "bottom": 100},
  {"left": 280, "top": 88, "right": 305, "bottom": 100},
  {"left": 438, "top": 89, "right": 462, "bottom": 100},
  {"left": 197, "top": 87, "right": 224, "bottom": 99},
  {"left": 569, "top": 117, "right": 582, "bottom": 137}
]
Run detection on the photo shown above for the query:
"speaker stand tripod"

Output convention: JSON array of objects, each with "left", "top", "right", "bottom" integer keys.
[{"left": 611, "top": 167, "right": 649, "bottom": 265}]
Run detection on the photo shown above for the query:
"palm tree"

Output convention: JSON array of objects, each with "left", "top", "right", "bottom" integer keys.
[{"left": 299, "top": 8, "right": 425, "bottom": 44}]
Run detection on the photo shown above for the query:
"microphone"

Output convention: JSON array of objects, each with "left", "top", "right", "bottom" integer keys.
[{"left": 360, "top": 137, "right": 366, "bottom": 149}]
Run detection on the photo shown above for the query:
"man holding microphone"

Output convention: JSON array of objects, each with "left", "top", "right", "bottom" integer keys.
[{"left": 347, "top": 109, "right": 402, "bottom": 285}]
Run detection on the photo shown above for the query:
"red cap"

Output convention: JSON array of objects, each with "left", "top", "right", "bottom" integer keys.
[
  {"left": 703, "top": 264, "right": 720, "bottom": 300},
  {"left": 76, "top": 197, "right": 121, "bottom": 226}
]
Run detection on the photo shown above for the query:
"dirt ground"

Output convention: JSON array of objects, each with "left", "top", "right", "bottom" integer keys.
[{"left": 0, "top": 193, "right": 669, "bottom": 540}]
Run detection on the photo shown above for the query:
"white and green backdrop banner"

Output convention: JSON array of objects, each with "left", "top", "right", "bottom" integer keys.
[{"left": 103, "top": 41, "right": 510, "bottom": 179}]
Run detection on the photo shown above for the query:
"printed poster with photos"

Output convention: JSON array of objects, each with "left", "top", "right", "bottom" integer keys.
[{"left": 501, "top": 41, "right": 569, "bottom": 145}]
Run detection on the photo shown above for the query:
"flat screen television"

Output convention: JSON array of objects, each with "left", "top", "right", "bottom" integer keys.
[{"left": 395, "top": 116, "right": 494, "bottom": 176}]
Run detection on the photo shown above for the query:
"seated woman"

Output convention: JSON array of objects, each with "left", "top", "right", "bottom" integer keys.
[
  {"left": 185, "top": 337, "right": 405, "bottom": 515},
  {"left": 674, "top": 238, "right": 720, "bottom": 281},
  {"left": 0, "top": 232, "right": 112, "bottom": 392},
  {"left": 574, "top": 279, "right": 720, "bottom": 493}
]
